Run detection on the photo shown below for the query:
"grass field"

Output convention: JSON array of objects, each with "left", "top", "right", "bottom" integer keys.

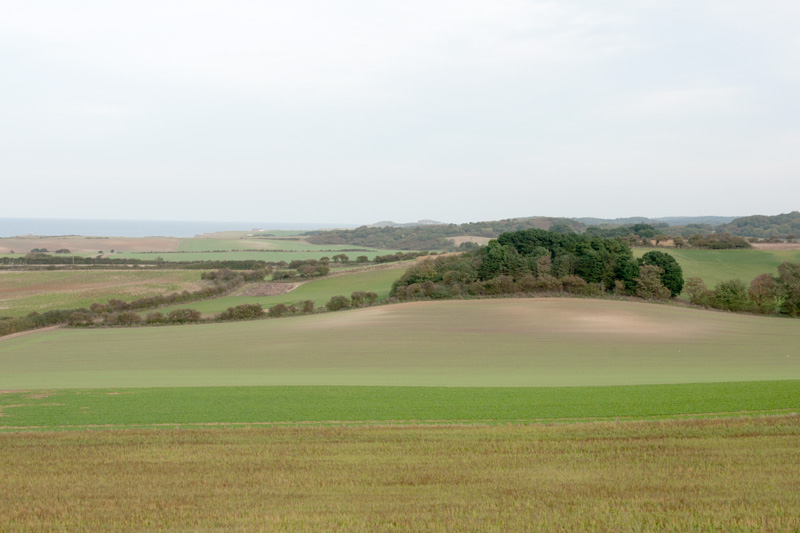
[
  {"left": 0, "top": 270, "right": 203, "bottom": 317},
  {"left": 635, "top": 247, "right": 800, "bottom": 289},
  {"left": 2, "top": 417, "right": 798, "bottom": 530},
  {"left": 2, "top": 299, "right": 798, "bottom": 389},
  {"left": 154, "top": 264, "right": 408, "bottom": 315},
  {"left": 176, "top": 237, "right": 377, "bottom": 252},
  {"left": 113, "top": 249, "right": 408, "bottom": 262},
  {"left": 1, "top": 381, "right": 798, "bottom": 430}
]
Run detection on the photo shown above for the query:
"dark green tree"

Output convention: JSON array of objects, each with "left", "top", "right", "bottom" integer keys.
[{"left": 639, "top": 251, "right": 684, "bottom": 297}]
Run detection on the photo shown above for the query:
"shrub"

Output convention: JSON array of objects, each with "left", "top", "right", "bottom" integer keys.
[
  {"left": 713, "top": 279, "right": 750, "bottom": 312},
  {"left": 268, "top": 304, "right": 288, "bottom": 318},
  {"left": 220, "top": 304, "right": 265, "bottom": 321},
  {"left": 167, "top": 309, "right": 202, "bottom": 324},
  {"left": 325, "top": 295, "right": 350, "bottom": 311}
]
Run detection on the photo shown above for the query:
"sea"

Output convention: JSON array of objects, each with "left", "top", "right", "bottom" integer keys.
[{"left": 0, "top": 218, "right": 352, "bottom": 238}]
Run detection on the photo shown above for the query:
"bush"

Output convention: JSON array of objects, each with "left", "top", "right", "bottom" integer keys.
[
  {"left": 219, "top": 304, "right": 265, "bottom": 321},
  {"left": 325, "top": 295, "right": 350, "bottom": 311},
  {"left": 713, "top": 279, "right": 750, "bottom": 312},
  {"left": 145, "top": 312, "right": 167, "bottom": 325},
  {"left": 167, "top": 309, "right": 202, "bottom": 324},
  {"left": 268, "top": 304, "right": 288, "bottom": 317}
]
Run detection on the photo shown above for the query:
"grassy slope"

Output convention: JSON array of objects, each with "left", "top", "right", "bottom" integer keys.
[
  {"left": 154, "top": 265, "right": 407, "bottom": 315},
  {"left": 2, "top": 299, "right": 799, "bottom": 389},
  {"left": 0, "top": 270, "right": 202, "bottom": 317},
  {"left": 634, "top": 247, "right": 800, "bottom": 288}
]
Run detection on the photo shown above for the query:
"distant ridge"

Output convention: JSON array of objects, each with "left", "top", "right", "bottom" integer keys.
[
  {"left": 574, "top": 216, "right": 737, "bottom": 227},
  {"left": 367, "top": 220, "right": 445, "bottom": 228}
]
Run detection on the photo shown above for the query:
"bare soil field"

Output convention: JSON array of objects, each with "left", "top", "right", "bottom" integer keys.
[
  {"left": 0, "top": 236, "right": 179, "bottom": 254},
  {"left": 752, "top": 242, "right": 800, "bottom": 250}
]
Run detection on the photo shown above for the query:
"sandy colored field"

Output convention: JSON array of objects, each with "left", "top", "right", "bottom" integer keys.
[
  {"left": 2, "top": 298, "right": 798, "bottom": 389},
  {"left": 752, "top": 242, "right": 800, "bottom": 250},
  {"left": 447, "top": 235, "right": 493, "bottom": 246},
  {"left": 0, "top": 270, "right": 204, "bottom": 317},
  {"left": 1, "top": 417, "right": 798, "bottom": 530},
  {"left": 0, "top": 236, "right": 179, "bottom": 254}
]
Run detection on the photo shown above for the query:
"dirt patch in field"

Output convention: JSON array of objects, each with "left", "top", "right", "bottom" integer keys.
[
  {"left": 751, "top": 242, "right": 800, "bottom": 250},
  {"left": 0, "top": 236, "right": 179, "bottom": 253},
  {"left": 448, "top": 236, "right": 492, "bottom": 246},
  {"left": 240, "top": 282, "right": 302, "bottom": 297}
]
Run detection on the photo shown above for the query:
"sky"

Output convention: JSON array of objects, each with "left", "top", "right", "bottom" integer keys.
[{"left": 2, "top": 0, "right": 799, "bottom": 225}]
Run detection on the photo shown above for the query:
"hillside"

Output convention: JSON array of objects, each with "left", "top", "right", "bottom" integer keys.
[
  {"left": 717, "top": 211, "right": 800, "bottom": 239},
  {"left": 304, "top": 217, "right": 584, "bottom": 250}
]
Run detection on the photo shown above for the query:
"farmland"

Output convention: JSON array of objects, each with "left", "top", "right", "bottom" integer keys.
[
  {"left": 154, "top": 264, "right": 408, "bottom": 315},
  {"left": 1, "top": 417, "right": 798, "bottom": 530},
  {"left": 3, "top": 240, "right": 800, "bottom": 530},
  {"left": 0, "top": 270, "right": 204, "bottom": 318},
  {"left": 1, "top": 381, "right": 798, "bottom": 430},
  {"left": 634, "top": 247, "right": 800, "bottom": 289},
  {"left": 2, "top": 299, "right": 799, "bottom": 389}
]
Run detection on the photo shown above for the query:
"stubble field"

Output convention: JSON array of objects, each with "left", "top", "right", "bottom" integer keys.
[{"left": 1, "top": 417, "right": 798, "bottom": 530}]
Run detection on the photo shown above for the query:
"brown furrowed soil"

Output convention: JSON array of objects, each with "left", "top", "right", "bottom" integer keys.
[{"left": 1, "top": 416, "right": 798, "bottom": 530}]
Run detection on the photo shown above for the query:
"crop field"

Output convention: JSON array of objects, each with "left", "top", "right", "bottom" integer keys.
[
  {"left": 154, "top": 264, "right": 408, "bottom": 315},
  {"left": 0, "top": 270, "right": 203, "bottom": 317},
  {"left": 635, "top": 247, "right": 800, "bottom": 288},
  {"left": 1, "top": 381, "right": 798, "bottom": 430},
  {"left": 176, "top": 237, "right": 376, "bottom": 252},
  {"left": 0, "top": 236, "right": 179, "bottom": 254},
  {"left": 113, "top": 249, "right": 408, "bottom": 262},
  {"left": 2, "top": 299, "right": 799, "bottom": 389},
  {"left": 1, "top": 417, "right": 798, "bottom": 530}
]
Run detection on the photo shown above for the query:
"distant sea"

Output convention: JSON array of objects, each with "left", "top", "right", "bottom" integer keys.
[{"left": 0, "top": 218, "right": 351, "bottom": 238}]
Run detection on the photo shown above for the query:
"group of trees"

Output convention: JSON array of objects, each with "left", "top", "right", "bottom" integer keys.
[
  {"left": 390, "top": 229, "right": 683, "bottom": 302},
  {"left": 685, "top": 262, "right": 800, "bottom": 316}
]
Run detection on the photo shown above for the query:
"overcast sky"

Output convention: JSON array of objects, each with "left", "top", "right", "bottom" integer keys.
[{"left": 2, "top": 1, "right": 798, "bottom": 225}]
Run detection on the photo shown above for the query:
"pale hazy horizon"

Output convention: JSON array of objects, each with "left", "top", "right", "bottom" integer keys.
[{"left": 3, "top": 1, "right": 798, "bottom": 223}]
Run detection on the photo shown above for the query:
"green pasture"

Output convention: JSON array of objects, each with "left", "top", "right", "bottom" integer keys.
[
  {"left": 0, "top": 270, "right": 201, "bottom": 318},
  {"left": 154, "top": 265, "right": 407, "bottom": 315},
  {"left": 2, "top": 299, "right": 798, "bottom": 389},
  {"left": 114, "top": 250, "right": 407, "bottom": 262},
  {"left": 635, "top": 247, "right": 800, "bottom": 289},
  {"left": 2, "top": 381, "right": 798, "bottom": 430}
]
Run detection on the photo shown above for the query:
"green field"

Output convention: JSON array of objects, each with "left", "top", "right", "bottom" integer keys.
[
  {"left": 1, "top": 381, "right": 798, "bottom": 430},
  {"left": 635, "top": 247, "right": 800, "bottom": 289},
  {"left": 2, "top": 299, "right": 798, "bottom": 389},
  {"left": 114, "top": 249, "right": 408, "bottom": 262},
  {"left": 154, "top": 265, "right": 408, "bottom": 315},
  {"left": 0, "top": 270, "right": 202, "bottom": 317}
]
